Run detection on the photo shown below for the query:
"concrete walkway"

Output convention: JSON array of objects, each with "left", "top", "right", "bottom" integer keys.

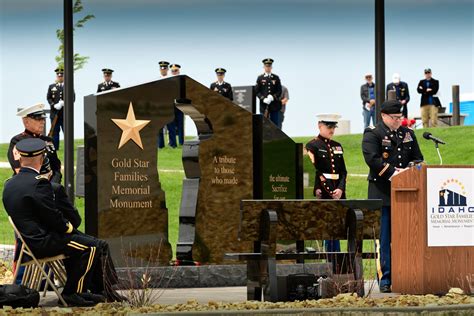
[{"left": 39, "top": 282, "right": 392, "bottom": 307}]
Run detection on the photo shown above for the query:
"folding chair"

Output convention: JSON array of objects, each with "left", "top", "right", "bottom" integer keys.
[{"left": 9, "top": 216, "right": 68, "bottom": 306}]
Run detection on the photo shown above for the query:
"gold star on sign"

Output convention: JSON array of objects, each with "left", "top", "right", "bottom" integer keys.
[{"left": 111, "top": 102, "right": 150, "bottom": 149}]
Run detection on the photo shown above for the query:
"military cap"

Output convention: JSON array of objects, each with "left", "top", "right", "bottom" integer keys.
[
  {"left": 317, "top": 113, "right": 341, "bottom": 127},
  {"left": 40, "top": 157, "right": 52, "bottom": 175},
  {"left": 16, "top": 138, "right": 46, "bottom": 157},
  {"left": 215, "top": 68, "right": 226, "bottom": 74},
  {"left": 381, "top": 100, "right": 403, "bottom": 114},
  {"left": 170, "top": 64, "right": 181, "bottom": 70},
  {"left": 262, "top": 58, "right": 274, "bottom": 65},
  {"left": 102, "top": 68, "right": 114, "bottom": 74},
  {"left": 55, "top": 68, "right": 64, "bottom": 75},
  {"left": 17, "top": 103, "right": 47, "bottom": 119},
  {"left": 158, "top": 61, "right": 170, "bottom": 69},
  {"left": 424, "top": 68, "right": 432, "bottom": 74}
]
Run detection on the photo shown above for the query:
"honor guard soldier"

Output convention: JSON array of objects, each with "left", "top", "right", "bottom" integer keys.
[
  {"left": 158, "top": 61, "right": 171, "bottom": 148},
  {"left": 170, "top": 64, "right": 185, "bottom": 145},
  {"left": 46, "top": 67, "right": 65, "bottom": 150},
  {"left": 210, "top": 68, "right": 233, "bottom": 101},
  {"left": 97, "top": 68, "right": 120, "bottom": 93},
  {"left": 362, "top": 100, "right": 424, "bottom": 293},
  {"left": 8, "top": 103, "right": 62, "bottom": 183},
  {"left": 3, "top": 139, "right": 103, "bottom": 306},
  {"left": 256, "top": 58, "right": 282, "bottom": 127},
  {"left": 159, "top": 61, "right": 170, "bottom": 78},
  {"left": 305, "top": 114, "right": 347, "bottom": 253},
  {"left": 170, "top": 63, "right": 181, "bottom": 76}
]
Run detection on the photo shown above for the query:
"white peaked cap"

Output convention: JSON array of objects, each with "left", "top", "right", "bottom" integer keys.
[
  {"left": 16, "top": 103, "right": 46, "bottom": 118},
  {"left": 316, "top": 113, "right": 341, "bottom": 123}
]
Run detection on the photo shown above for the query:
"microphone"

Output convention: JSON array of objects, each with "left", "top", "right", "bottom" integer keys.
[{"left": 423, "top": 132, "right": 446, "bottom": 145}]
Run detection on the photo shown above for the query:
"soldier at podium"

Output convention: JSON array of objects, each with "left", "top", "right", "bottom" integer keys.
[{"left": 362, "top": 100, "right": 424, "bottom": 293}]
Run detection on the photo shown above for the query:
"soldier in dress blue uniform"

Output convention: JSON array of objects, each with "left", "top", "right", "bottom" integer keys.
[
  {"left": 97, "top": 68, "right": 120, "bottom": 93},
  {"left": 37, "top": 158, "right": 123, "bottom": 302},
  {"left": 158, "top": 61, "right": 170, "bottom": 78},
  {"left": 157, "top": 61, "right": 176, "bottom": 148},
  {"left": 255, "top": 58, "right": 282, "bottom": 127},
  {"left": 7, "top": 103, "right": 62, "bottom": 183},
  {"left": 2, "top": 139, "right": 103, "bottom": 306},
  {"left": 170, "top": 64, "right": 184, "bottom": 146},
  {"left": 46, "top": 68, "right": 65, "bottom": 150},
  {"left": 362, "top": 100, "right": 424, "bottom": 293},
  {"left": 305, "top": 114, "right": 347, "bottom": 253},
  {"left": 386, "top": 73, "right": 410, "bottom": 118},
  {"left": 210, "top": 68, "right": 233, "bottom": 101}
]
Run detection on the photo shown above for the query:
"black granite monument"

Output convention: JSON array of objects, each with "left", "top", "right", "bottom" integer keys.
[{"left": 84, "top": 76, "right": 302, "bottom": 266}]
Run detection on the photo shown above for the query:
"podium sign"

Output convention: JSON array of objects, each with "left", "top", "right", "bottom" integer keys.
[
  {"left": 391, "top": 165, "right": 474, "bottom": 294},
  {"left": 427, "top": 168, "right": 474, "bottom": 247}
]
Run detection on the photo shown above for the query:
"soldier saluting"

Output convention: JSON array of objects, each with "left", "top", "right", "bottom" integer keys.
[
  {"left": 305, "top": 114, "right": 347, "bottom": 252},
  {"left": 255, "top": 58, "right": 282, "bottom": 126},
  {"left": 210, "top": 68, "right": 233, "bottom": 100},
  {"left": 8, "top": 103, "right": 62, "bottom": 183},
  {"left": 97, "top": 68, "right": 120, "bottom": 93},
  {"left": 362, "top": 100, "right": 424, "bottom": 293}
]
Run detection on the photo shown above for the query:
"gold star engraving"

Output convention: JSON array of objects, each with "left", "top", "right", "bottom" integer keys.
[{"left": 111, "top": 102, "right": 150, "bottom": 149}]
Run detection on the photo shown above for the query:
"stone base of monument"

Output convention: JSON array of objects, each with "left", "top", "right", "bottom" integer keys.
[{"left": 116, "top": 263, "right": 331, "bottom": 288}]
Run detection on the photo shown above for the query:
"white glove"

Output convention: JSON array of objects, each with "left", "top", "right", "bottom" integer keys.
[
  {"left": 263, "top": 97, "right": 271, "bottom": 105},
  {"left": 54, "top": 100, "right": 64, "bottom": 110},
  {"left": 267, "top": 94, "right": 274, "bottom": 102}
]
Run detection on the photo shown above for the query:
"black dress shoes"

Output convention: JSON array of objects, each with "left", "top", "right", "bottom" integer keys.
[
  {"left": 60, "top": 293, "right": 95, "bottom": 307},
  {"left": 379, "top": 284, "right": 392, "bottom": 293}
]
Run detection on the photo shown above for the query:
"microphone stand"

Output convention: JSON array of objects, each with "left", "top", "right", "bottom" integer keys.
[{"left": 434, "top": 141, "right": 443, "bottom": 165}]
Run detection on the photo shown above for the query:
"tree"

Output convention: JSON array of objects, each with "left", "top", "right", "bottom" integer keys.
[{"left": 55, "top": 0, "right": 95, "bottom": 71}]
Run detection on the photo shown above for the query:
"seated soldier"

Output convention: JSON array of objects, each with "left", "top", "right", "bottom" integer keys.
[
  {"left": 38, "top": 158, "right": 123, "bottom": 301},
  {"left": 2, "top": 139, "right": 104, "bottom": 306}
]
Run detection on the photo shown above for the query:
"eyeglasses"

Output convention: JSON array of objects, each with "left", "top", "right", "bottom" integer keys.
[{"left": 387, "top": 114, "right": 403, "bottom": 121}]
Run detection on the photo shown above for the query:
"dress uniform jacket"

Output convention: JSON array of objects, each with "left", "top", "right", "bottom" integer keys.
[
  {"left": 2, "top": 168, "right": 72, "bottom": 259},
  {"left": 7, "top": 130, "right": 62, "bottom": 183},
  {"left": 362, "top": 123, "right": 423, "bottom": 206},
  {"left": 305, "top": 135, "right": 347, "bottom": 198},
  {"left": 255, "top": 73, "right": 282, "bottom": 113},
  {"left": 210, "top": 81, "right": 233, "bottom": 100},
  {"left": 47, "top": 82, "right": 64, "bottom": 116},
  {"left": 52, "top": 182, "right": 81, "bottom": 229},
  {"left": 97, "top": 81, "right": 120, "bottom": 93}
]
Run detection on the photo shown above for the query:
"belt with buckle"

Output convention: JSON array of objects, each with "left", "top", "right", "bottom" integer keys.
[{"left": 322, "top": 173, "right": 339, "bottom": 180}]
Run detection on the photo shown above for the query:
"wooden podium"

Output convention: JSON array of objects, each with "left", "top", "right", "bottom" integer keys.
[{"left": 391, "top": 165, "right": 474, "bottom": 294}]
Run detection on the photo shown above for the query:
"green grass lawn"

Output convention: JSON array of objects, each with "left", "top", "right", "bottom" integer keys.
[{"left": 1, "top": 126, "right": 473, "bottom": 277}]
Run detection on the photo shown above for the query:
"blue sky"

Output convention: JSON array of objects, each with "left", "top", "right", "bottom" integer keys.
[{"left": 1, "top": 0, "right": 473, "bottom": 142}]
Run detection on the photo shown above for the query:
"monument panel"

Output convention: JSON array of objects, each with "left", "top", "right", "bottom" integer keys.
[{"left": 85, "top": 76, "right": 303, "bottom": 265}]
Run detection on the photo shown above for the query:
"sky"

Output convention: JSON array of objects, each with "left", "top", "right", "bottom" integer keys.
[{"left": 0, "top": 0, "right": 473, "bottom": 143}]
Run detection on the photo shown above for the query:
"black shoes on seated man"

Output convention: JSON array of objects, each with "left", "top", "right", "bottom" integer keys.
[
  {"left": 80, "top": 292, "right": 106, "bottom": 303},
  {"left": 60, "top": 292, "right": 107, "bottom": 306},
  {"left": 60, "top": 293, "right": 95, "bottom": 307}
]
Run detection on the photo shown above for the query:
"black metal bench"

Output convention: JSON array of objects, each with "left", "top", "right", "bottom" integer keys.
[{"left": 225, "top": 199, "right": 382, "bottom": 301}]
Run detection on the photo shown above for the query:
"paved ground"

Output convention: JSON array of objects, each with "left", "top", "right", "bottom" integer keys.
[{"left": 38, "top": 282, "right": 395, "bottom": 307}]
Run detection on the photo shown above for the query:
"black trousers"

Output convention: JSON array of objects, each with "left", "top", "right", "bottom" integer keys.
[
  {"left": 72, "top": 230, "right": 119, "bottom": 295},
  {"left": 62, "top": 233, "right": 100, "bottom": 295}
]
